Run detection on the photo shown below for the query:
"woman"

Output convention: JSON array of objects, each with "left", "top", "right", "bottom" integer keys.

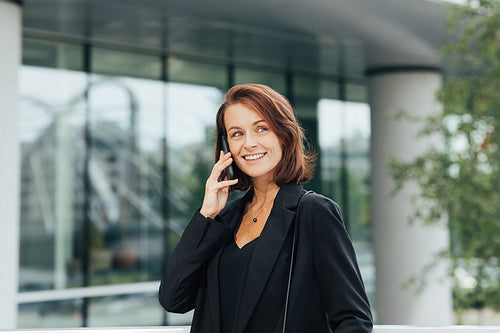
[{"left": 159, "top": 84, "right": 373, "bottom": 332}]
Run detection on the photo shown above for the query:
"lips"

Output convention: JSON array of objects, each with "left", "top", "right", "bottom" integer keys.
[{"left": 244, "top": 153, "right": 265, "bottom": 161}]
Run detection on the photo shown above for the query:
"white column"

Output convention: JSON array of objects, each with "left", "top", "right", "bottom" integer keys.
[
  {"left": 0, "top": 0, "right": 22, "bottom": 329},
  {"left": 368, "top": 70, "right": 453, "bottom": 324}
]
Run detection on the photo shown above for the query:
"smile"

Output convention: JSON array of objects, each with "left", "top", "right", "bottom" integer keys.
[{"left": 244, "top": 153, "right": 265, "bottom": 161}]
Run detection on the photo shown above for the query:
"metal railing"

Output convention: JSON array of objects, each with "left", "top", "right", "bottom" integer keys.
[
  {"left": 0, "top": 329, "right": 189, "bottom": 333},
  {"left": 375, "top": 327, "right": 500, "bottom": 332},
  {"left": 3, "top": 326, "right": 500, "bottom": 332}
]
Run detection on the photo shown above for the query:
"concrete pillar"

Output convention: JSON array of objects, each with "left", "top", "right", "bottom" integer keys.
[
  {"left": 0, "top": 0, "right": 22, "bottom": 329},
  {"left": 368, "top": 69, "right": 453, "bottom": 324}
]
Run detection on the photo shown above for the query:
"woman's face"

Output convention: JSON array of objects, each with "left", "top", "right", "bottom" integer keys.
[{"left": 224, "top": 103, "right": 282, "bottom": 183}]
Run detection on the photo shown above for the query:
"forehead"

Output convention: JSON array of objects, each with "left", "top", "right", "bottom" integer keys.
[{"left": 224, "top": 103, "right": 265, "bottom": 126}]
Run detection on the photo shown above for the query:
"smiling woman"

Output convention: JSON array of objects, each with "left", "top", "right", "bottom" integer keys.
[
  {"left": 214, "top": 84, "right": 315, "bottom": 191},
  {"left": 158, "top": 83, "right": 373, "bottom": 333},
  {"left": 224, "top": 104, "right": 283, "bottom": 184}
]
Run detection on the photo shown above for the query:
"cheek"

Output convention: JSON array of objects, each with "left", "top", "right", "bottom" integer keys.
[
  {"left": 275, "top": 147, "right": 283, "bottom": 162},
  {"left": 228, "top": 142, "right": 242, "bottom": 164},
  {"left": 233, "top": 159, "right": 244, "bottom": 170},
  {"left": 228, "top": 140, "right": 240, "bottom": 154},
  {"left": 232, "top": 155, "right": 248, "bottom": 172},
  {"left": 272, "top": 137, "right": 283, "bottom": 158}
]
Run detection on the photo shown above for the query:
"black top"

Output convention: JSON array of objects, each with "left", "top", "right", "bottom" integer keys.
[
  {"left": 219, "top": 236, "right": 259, "bottom": 333},
  {"left": 159, "top": 183, "right": 373, "bottom": 333}
]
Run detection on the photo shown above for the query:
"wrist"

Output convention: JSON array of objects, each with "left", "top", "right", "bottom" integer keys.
[{"left": 200, "top": 208, "right": 216, "bottom": 219}]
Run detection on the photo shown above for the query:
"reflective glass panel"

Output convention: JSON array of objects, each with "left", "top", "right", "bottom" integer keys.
[
  {"left": 292, "top": 75, "right": 323, "bottom": 192},
  {"left": 18, "top": 300, "right": 83, "bottom": 328},
  {"left": 19, "top": 66, "right": 87, "bottom": 292},
  {"left": 92, "top": 48, "right": 162, "bottom": 80},
  {"left": 88, "top": 293, "right": 163, "bottom": 326},
  {"left": 234, "top": 67, "right": 286, "bottom": 95},
  {"left": 23, "top": 39, "right": 83, "bottom": 71},
  {"left": 23, "top": 0, "right": 85, "bottom": 37},
  {"left": 89, "top": 2, "right": 163, "bottom": 48},
  {"left": 318, "top": 99, "right": 371, "bottom": 234},
  {"left": 165, "top": 82, "right": 224, "bottom": 236},
  {"left": 232, "top": 30, "right": 288, "bottom": 68},
  {"left": 87, "top": 75, "right": 165, "bottom": 285},
  {"left": 168, "top": 57, "right": 227, "bottom": 89},
  {"left": 318, "top": 97, "right": 374, "bottom": 303},
  {"left": 346, "top": 83, "right": 368, "bottom": 103},
  {"left": 167, "top": 18, "right": 230, "bottom": 60},
  {"left": 344, "top": 42, "right": 366, "bottom": 80},
  {"left": 162, "top": 82, "right": 224, "bottom": 325}
]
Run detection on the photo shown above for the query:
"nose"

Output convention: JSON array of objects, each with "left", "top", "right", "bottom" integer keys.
[{"left": 244, "top": 132, "right": 258, "bottom": 149}]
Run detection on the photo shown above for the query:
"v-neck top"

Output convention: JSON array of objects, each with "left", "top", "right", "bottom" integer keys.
[{"left": 219, "top": 236, "right": 259, "bottom": 333}]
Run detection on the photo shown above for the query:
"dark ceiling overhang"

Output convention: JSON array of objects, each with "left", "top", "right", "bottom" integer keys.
[{"left": 21, "top": 0, "right": 455, "bottom": 77}]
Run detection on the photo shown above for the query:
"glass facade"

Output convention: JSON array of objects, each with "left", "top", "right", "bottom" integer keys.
[
  {"left": 19, "top": 65, "right": 87, "bottom": 292},
  {"left": 18, "top": 25, "right": 373, "bottom": 327}
]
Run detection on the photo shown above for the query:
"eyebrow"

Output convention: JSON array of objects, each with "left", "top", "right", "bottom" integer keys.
[{"left": 227, "top": 119, "right": 267, "bottom": 132}]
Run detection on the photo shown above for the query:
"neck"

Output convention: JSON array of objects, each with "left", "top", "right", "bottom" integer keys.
[{"left": 252, "top": 180, "right": 280, "bottom": 205}]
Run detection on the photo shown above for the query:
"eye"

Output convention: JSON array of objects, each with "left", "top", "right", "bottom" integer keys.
[
  {"left": 231, "top": 131, "right": 243, "bottom": 137},
  {"left": 257, "top": 127, "right": 268, "bottom": 133}
]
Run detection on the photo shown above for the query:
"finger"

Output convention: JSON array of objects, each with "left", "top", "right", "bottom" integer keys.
[
  {"left": 210, "top": 155, "right": 233, "bottom": 180},
  {"left": 206, "top": 173, "right": 237, "bottom": 190},
  {"left": 212, "top": 178, "right": 238, "bottom": 191},
  {"left": 219, "top": 156, "right": 233, "bottom": 169},
  {"left": 211, "top": 151, "right": 231, "bottom": 172},
  {"left": 207, "top": 157, "right": 228, "bottom": 182},
  {"left": 218, "top": 151, "right": 232, "bottom": 163}
]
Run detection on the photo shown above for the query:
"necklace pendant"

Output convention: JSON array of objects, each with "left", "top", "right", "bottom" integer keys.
[{"left": 253, "top": 217, "right": 257, "bottom": 223}]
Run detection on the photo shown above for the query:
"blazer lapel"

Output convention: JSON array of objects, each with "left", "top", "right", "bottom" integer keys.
[
  {"left": 206, "top": 192, "right": 250, "bottom": 333},
  {"left": 235, "top": 183, "right": 303, "bottom": 333}
]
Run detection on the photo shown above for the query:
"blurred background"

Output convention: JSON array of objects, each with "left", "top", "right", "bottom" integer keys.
[{"left": 1, "top": 0, "right": 499, "bottom": 329}]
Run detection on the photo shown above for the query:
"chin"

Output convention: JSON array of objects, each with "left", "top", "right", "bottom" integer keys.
[{"left": 247, "top": 171, "right": 276, "bottom": 182}]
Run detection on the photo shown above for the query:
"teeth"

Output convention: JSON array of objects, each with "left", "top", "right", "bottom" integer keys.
[{"left": 244, "top": 153, "right": 265, "bottom": 161}]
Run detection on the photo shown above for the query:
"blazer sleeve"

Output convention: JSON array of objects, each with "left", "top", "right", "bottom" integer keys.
[
  {"left": 158, "top": 209, "right": 232, "bottom": 313},
  {"left": 310, "top": 196, "right": 373, "bottom": 332}
]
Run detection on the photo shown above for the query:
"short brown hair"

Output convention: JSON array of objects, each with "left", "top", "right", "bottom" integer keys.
[{"left": 215, "top": 84, "right": 316, "bottom": 191}]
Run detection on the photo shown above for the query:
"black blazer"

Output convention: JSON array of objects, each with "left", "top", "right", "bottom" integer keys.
[{"left": 159, "top": 183, "right": 373, "bottom": 333}]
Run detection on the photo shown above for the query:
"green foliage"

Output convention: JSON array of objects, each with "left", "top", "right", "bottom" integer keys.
[{"left": 388, "top": 0, "right": 500, "bottom": 313}]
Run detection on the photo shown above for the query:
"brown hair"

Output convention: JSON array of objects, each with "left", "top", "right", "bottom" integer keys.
[{"left": 214, "top": 83, "right": 316, "bottom": 191}]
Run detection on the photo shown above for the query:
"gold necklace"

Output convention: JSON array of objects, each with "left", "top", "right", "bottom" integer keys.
[{"left": 251, "top": 197, "right": 275, "bottom": 223}]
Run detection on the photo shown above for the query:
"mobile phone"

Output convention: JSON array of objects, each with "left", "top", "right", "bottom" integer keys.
[{"left": 221, "top": 135, "right": 235, "bottom": 180}]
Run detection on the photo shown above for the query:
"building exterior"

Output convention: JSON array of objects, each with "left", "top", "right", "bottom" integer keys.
[{"left": 1, "top": 0, "right": 458, "bottom": 328}]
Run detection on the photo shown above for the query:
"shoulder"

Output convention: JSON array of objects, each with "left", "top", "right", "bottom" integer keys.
[
  {"left": 300, "top": 191, "right": 342, "bottom": 215},
  {"left": 298, "top": 191, "right": 344, "bottom": 227}
]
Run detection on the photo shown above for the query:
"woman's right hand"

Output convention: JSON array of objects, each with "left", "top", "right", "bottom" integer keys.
[{"left": 199, "top": 151, "right": 238, "bottom": 219}]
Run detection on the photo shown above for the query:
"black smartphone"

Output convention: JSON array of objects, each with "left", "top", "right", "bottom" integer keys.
[{"left": 221, "top": 135, "right": 235, "bottom": 180}]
